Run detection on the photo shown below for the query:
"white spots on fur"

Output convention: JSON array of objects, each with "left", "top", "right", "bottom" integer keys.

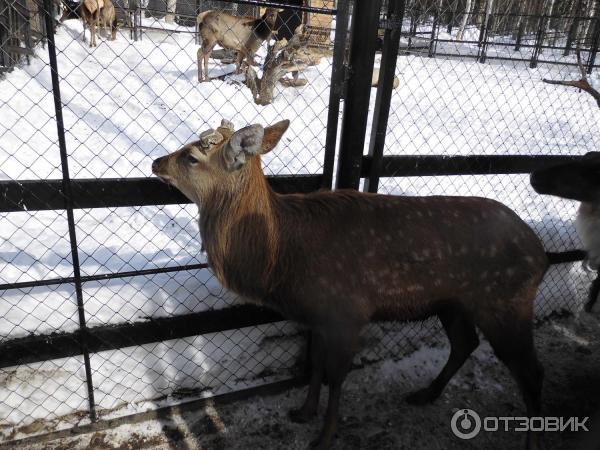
[{"left": 406, "top": 284, "right": 424, "bottom": 293}]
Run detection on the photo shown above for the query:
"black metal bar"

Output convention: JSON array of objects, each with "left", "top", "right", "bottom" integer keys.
[
  {"left": 530, "top": 13, "right": 547, "bottom": 69},
  {"left": 0, "top": 262, "right": 209, "bottom": 292},
  {"left": 0, "top": 305, "right": 285, "bottom": 369},
  {"left": 428, "top": 0, "right": 440, "bottom": 58},
  {"left": 322, "top": 1, "right": 350, "bottom": 189},
  {"left": 0, "top": 175, "right": 323, "bottom": 213},
  {"left": 335, "top": 0, "right": 382, "bottom": 190},
  {"left": 364, "top": 0, "right": 404, "bottom": 194},
  {"left": 361, "top": 154, "right": 583, "bottom": 178},
  {"left": 479, "top": 13, "right": 493, "bottom": 64},
  {"left": 42, "top": 0, "right": 97, "bottom": 422},
  {"left": 205, "top": 0, "right": 336, "bottom": 15},
  {"left": 321, "top": 0, "right": 350, "bottom": 190},
  {"left": 547, "top": 250, "right": 587, "bottom": 265},
  {"left": 564, "top": 0, "right": 583, "bottom": 56}
]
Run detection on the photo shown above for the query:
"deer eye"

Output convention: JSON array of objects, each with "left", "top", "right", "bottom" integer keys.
[{"left": 187, "top": 154, "right": 199, "bottom": 165}]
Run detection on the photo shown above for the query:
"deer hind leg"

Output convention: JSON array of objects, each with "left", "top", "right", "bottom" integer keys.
[
  {"left": 289, "top": 329, "right": 325, "bottom": 423},
  {"left": 90, "top": 21, "right": 96, "bottom": 47},
  {"left": 111, "top": 19, "right": 117, "bottom": 40},
  {"left": 234, "top": 50, "right": 246, "bottom": 74},
  {"left": 198, "top": 38, "right": 216, "bottom": 82},
  {"left": 406, "top": 307, "right": 479, "bottom": 405},
  {"left": 477, "top": 299, "right": 543, "bottom": 450}
]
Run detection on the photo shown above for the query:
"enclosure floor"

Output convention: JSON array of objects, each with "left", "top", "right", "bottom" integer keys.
[{"left": 13, "top": 311, "right": 600, "bottom": 450}]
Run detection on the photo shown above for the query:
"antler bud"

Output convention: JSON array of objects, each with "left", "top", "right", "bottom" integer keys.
[{"left": 199, "top": 129, "right": 224, "bottom": 148}]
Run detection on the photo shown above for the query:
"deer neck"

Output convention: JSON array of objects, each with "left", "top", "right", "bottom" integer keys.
[{"left": 198, "top": 158, "right": 279, "bottom": 299}]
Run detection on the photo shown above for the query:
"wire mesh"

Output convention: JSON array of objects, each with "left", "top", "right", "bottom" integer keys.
[{"left": 0, "top": 0, "right": 599, "bottom": 444}]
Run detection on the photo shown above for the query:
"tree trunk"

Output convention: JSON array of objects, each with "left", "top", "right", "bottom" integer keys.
[
  {"left": 165, "top": 0, "right": 176, "bottom": 23},
  {"left": 456, "top": 0, "right": 473, "bottom": 40}
]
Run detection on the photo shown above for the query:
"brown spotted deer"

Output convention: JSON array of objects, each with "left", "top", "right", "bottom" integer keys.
[
  {"left": 196, "top": 8, "right": 278, "bottom": 82},
  {"left": 59, "top": 0, "right": 117, "bottom": 48},
  {"left": 152, "top": 120, "right": 548, "bottom": 450},
  {"left": 531, "top": 152, "right": 600, "bottom": 311}
]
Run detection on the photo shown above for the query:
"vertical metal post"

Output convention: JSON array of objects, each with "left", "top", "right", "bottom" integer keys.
[
  {"left": 479, "top": 14, "right": 493, "bottom": 63},
  {"left": 42, "top": 0, "right": 97, "bottom": 423},
  {"left": 530, "top": 13, "right": 547, "bottom": 68},
  {"left": 322, "top": 0, "right": 350, "bottom": 190},
  {"left": 428, "top": 0, "right": 440, "bottom": 57},
  {"left": 564, "top": 0, "right": 583, "bottom": 56},
  {"left": 364, "top": 0, "right": 404, "bottom": 193},
  {"left": 335, "top": 0, "right": 382, "bottom": 190}
]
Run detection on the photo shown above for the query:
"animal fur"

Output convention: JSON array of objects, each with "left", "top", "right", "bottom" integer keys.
[
  {"left": 153, "top": 120, "right": 548, "bottom": 450},
  {"left": 196, "top": 9, "right": 277, "bottom": 81}
]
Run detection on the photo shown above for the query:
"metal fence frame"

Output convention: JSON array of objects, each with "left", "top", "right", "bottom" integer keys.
[{"left": 0, "top": 0, "right": 598, "bottom": 445}]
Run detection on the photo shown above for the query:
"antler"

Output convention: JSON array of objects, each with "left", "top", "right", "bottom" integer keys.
[
  {"left": 542, "top": 48, "right": 600, "bottom": 109},
  {"left": 199, "top": 129, "right": 224, "bottom": 147}
]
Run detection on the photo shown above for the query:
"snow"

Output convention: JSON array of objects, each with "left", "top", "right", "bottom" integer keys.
[{"left": 1, "top": 15, "right": 599, "bottom": 444}]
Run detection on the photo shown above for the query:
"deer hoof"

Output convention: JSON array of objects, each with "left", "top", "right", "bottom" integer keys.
[
  {"left": 405, "top": 387, "right": 439, "bottom": 405},
  {"left": 288, "top": 408, "right": 316, "bottom": 424}
]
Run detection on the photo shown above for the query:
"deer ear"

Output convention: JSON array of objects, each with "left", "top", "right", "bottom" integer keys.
[
  {"left": 223, "top": 124, "right": 264, "bottom": 172},
  {"left": 261, "top": 120, "right": 290, "bottom": 154},
  {"left": 260, "top": 120, "right": 290, "bottom": 155}
]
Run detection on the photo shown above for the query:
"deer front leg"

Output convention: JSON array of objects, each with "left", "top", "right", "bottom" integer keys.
[
  {"left": 310, "top": 326, "right": 360, "bottom": 450},
  {"left": 289, "top": 330, "right": 325, "bottom": 423},
  {"left": 90, "top": 19, "right": 96, "bottom": 47}
]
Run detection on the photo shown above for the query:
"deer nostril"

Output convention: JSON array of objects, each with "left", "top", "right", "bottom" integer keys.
[{"left": 151, "top": 158, "right": 162, "bottom": 173}]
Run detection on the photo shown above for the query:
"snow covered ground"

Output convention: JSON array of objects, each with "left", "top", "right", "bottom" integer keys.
[{"left": 1, "top": 15, "right": 600, "bottom": 444}]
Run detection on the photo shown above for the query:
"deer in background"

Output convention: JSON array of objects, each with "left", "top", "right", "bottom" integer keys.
[
  {"left": 531, "top": 152, "right": 600, "bottom": 311},
  {"left": 59, "top": 0, "right": 117, "bottom": 48},
  {"left": 196, "top": 8, "right": 278, "bottom": 82},
  {"left": 152, "top": 119, "right": 548, "bottom": 450},
  {"left": 531, "top": 49, "right": 600, "bottom": 312}
]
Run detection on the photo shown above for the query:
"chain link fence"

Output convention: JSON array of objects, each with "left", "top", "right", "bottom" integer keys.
[{"left": 0, "top": 0, "right": 599, "bottom": 445}]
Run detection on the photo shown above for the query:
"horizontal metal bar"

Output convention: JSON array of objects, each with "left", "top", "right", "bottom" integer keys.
[
  {"left": 0, "top": 376, "right": 307, "bottom": 449},
  {"left": 361, "top": 155, "right": 582, "bottom": 177},
  {"left": 547, "top": 250, "right": 587, "bottom": 265},
  {"left": 0, "top": 175, "right": 323, "bottom": 212},
  {"left": 0, "top": 263, "right": 209, "bottom": 292},
  {"left": 209, "top": 0, "right": 337, "bottom": 15},
  {"left": 0, "top": 304, "right": 285, "bottom": 369}
]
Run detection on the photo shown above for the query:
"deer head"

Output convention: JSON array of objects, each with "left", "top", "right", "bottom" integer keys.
[
  {"left": 530, "top": 152, "right": 600, "bottom": 202},
  {"left": 151, "top": 119, "right": 290, "bottom": 204}
]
